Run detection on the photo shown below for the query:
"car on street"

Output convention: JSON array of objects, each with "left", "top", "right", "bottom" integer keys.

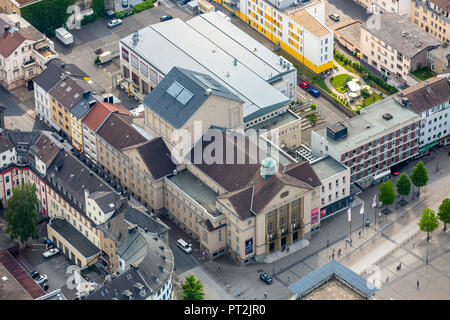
[
  {"left": 122, "top": 0, "right": 128, "bottom": 7},
  {"left": 329, "top": 13, "right": 340, "bottom": 21},
  {"left": 260, "top": 272, "right": 273, "bottom": 284},
  {"left": 30, "top": 271, "right": 40, "bottom": 279},
  {"left": 107, "top": 19, "right": 122, "bottom": 28},
  {"left": 160, "top": 15, "right": 173, "bottom": 22},
  {"left": 299, "top": 81, "right": 310, "bottom": 89},
  {"left": 390, "top": 162, "right": 407, "bottom": 176},
  {"left": 308, "top": 87, "right": 320, "bottom": 97},
  {"left": 34, "top": 274, "right": 48, "bottom": 285},
  {"left": 42, "top": 247, "right": 60, "bottom": 258},
  {"left": 177, "top": 239, "right": 192, "bottom": 253}
]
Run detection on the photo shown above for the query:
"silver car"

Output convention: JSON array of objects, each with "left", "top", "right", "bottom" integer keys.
[{"left": 107, "top": 19, "right": 122, "bottom": 28}]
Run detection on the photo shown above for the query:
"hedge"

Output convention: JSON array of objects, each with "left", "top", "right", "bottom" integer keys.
[
  {"left": 132, "top": 0, "right": 154, "bottom": 13},
  {"left": 21, "top": 0, "right": 76, "bottom": 37}
]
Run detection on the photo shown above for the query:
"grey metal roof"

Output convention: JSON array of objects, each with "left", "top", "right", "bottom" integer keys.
[
  {"left": 361, "top": 13, "right": 441, "bottom": 59},
  {"left": 33, "top": 59, "right": 87, "bottom": 92},
  {"left": 124, "top": 208, "right": 169, "bottom": 235},
  {"left": 121, "top": 12, "right": 291, "bottom": 122},
  {"left": 70, "top": 93, "right": 97, "bottom": 119},
  {"left": 142, "top": 67, "right": 241, "bottom": 129},
  {"left": 49, "top": 218, "right": 99, "bottom": 258},
  {"left": 288, "top": 260, "right": 378, "bottom": 298}
]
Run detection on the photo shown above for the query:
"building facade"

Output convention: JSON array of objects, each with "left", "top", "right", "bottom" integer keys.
[
  {"left": 311, "top": 97, "right": 421, "bottom": 188},
  {"left": 397, "top": 76, "right": 450, "bottom": 154},
  {"left": 353, "top": 0, "right": 411, "bottom": 16},
  {"left": 411, "top": 0, "right": 450, "bottom": 44},
  {"left": 213, "top": 0, "right": 334, "bottom": 73},
  {"left": 360, "top": 12, "right": 441, "bottom": 81}
]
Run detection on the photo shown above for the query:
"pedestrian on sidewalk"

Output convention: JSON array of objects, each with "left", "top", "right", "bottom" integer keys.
[
  {"left": 359, "top": 230, "right": 361, "bottom": 237},
  {"left": 385, "top": 276, "right": 389, "bottom": 283},
  {"left": 338, "top": 248, "right": 342, "bottom": 256},
  {"left": 332, "top": 252, "right": 335, "bottom": 259},
  {"left": 413, "top": 243, "right": 415, "bottom": 248},
  {"left": 417, "top": 280, "right": 419, "bottom": 289},
  {"left": 264, "top": 292, "right": 267, "bottom": 299}
]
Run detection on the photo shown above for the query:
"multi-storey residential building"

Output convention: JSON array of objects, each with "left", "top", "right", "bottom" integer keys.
[
  {"left": 396, "top": 76, "right": 450, "bottom": 155},
  {"left": 87, "top": 226, "right": 174, "bottom": 300},
  {"left": 411, "top": 0, "right": 450, "bottom": 43},
  {"left": 70, "top": 91, "right": 97, "bottom": 152},
  {"left": 48, "top": 76, "right": 94, "bottom": 139},
  {"left": 353, "top": 0, "right": 411, "bottom": 16},
  {"left": 310, "top": 156, "right": 351, "bottom": 223},
  {"left": 0, "top": 13, "right": 57, "bottom": 90},
  {"left": 360, "top": 12, "right": 441, "bottom": 81},
  {"left": 81, "top": 101, "right": 130, "bottom": 164},
  {"left": 0, "top": 131, "right": 15, "bottom": 168},
  {"left": 33, "top": 59, "right": 88, "bottom": 131},
  {"left": 119, "top": 11, "right": 297, "bottom": 128},
  {"left": 311, "top": 97, "right": 421, "bottom": 188},
  {"left": 212, "top": 0, "right": 334, "bottom": 73}
]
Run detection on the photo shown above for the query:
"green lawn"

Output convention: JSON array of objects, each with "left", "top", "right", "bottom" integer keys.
[
  {"left": 411, "top": 67, "right": 436, "bottom": 81},
  {"left": 331, "top": 74, "right": 352, "bottom": 93},
  {"left": 361, "top": 93, "right": 384, "bottom": 107}
]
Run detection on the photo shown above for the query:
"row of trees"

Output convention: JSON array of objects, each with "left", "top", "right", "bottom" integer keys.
[{"left": 378, "top": 161, "right": 429, "bottom": 210}]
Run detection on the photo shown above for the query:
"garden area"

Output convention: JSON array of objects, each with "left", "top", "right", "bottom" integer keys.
[
  {"left": 331, "top": 74, "right": 353, "bottom": 93},
  {"left": 411, "top": 67, "right": 436, "bottom": 81}
]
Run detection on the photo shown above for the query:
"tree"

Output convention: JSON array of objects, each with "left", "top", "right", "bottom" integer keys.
[
  {"left": 361, "top": 88, "right": 370, "bottom": 99},
  {"left": 437, "top": 198, "right": 450, "bottom": 233},
  {"left": 396, "top": 173, "right": 411, "bottom": 202},
  {"left": 418, "top": 208, "right": 439, "bottom": 242},
  {"left": 378, "top": 180, "right": 396, "bottom": 210},
  {"left": 5, "top": 184, "right": 40, "bottom": 246},
  {"left": 182, "top": 275, "right": 204, "bottom": 300},
  {"left": 410, "top": 161, "right": 429, "bottom": 198}
]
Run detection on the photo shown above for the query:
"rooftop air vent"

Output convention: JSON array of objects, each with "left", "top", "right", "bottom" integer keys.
[{"left": 382, "top": 113, "right": 393, "bottom": 120}]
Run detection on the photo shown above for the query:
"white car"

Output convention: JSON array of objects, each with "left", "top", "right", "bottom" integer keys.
[
  {"left": 107, "top": 19, "right": 122, "bottom": 28},
  {"left": 35, "top": 274, "right": 48, "bottom": 285},
  {"left": 42, "top": 247, "right": 60, "bottom": 258}
]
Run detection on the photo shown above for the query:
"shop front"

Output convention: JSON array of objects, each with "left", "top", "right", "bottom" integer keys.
[{"left": 319, "top": 196, "right": 351, "bottom": 221}]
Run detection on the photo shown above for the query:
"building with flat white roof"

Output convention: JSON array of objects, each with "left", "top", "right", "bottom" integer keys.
[
  {"left": 119, "top": 11, "right": 296, "bottom": 126},
  {"left": 212, "top": 0, "right": 334, "bottom": 74},
  {"left": 311, "top": 97, "right": 421, "bottom": 188}
]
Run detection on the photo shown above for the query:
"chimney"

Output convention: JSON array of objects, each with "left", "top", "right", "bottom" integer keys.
[
  {"left": 84, "top": 188, "right": 89, "bottom": 198},
  {"left": 128, "top": 224, "right": 138, "bottom": 234},
  {"left": 82, "top": 90, "right": 90, "bottom": 98},
  {"left": 130, "top": 263, "right": 139, "bottom": 270},
  {"left": 15, "top": 22, "right": 19, "bottom": 29}
]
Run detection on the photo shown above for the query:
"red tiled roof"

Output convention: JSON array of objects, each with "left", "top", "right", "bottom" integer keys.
[
  {"left": 0, "top": 28, "right": 36, "bottom": 58},
  {"left": 0, "top": 249, "right": 46, "bottom": 299},
  {"left": 82, "top": 101, "right": 130, "bottom": 132}
]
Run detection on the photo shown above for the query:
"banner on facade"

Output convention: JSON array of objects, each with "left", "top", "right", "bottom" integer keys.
[
  {"left": 245, "top": 238, "right": 253, "bottom": 255},
  {"left": 311, "top": 208, "right": 319, "bottom": 224}
]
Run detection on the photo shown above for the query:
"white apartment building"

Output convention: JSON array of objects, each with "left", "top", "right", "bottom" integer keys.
[
  {"left": 397, "top": 76, "right": 450, "bottom": 155},
  {"left": 353, "top": 0, "right": 411, "bottom": 16},
  {"left": 360, "top": 13, "right": 441, "bottom": 81},
  {"left": 0, "top": 132, "right": 16, "bottom": 168},
  {"left": 310, "top": 156, "right": 351, "bottom": 224}
]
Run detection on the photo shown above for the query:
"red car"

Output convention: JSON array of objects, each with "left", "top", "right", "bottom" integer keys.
[{"left": 299, "top": 81, "right": 310, "bottom": 89}]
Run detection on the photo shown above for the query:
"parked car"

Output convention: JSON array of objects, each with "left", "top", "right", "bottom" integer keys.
[
  {"left": 299, "top": 81, "right": 310, "bottom": 89},
  {"left": 34, "top": 274, "right": 48, "bottom": 285},
  {"left": 260, "top": 272, "right": 273, "bottom": 284},
  {"left": 177, "top": 239, "right": 192, "bottom": 253},
  {"left": 42, "top": 247, "right": 60, "bottom": 258},
  {"left": 40, "top": 283, "right": 49, "bottom": 291},
  {"left": 122, "top": 0, "right": 128, "bottom": 7},
  {"left": 107, "top": 19, "right": 122, "bottom": 28},
  {"left": 390, "top": 162, "right": 407, "bottom": 176},
  {"left": 308, "top": 87, "right": 320, "bottom": 97},
  {"left": 105, "top": 10, "right": 115, "bottom": 19},
  {"left": 329, "top": 13, "right": 340, "bottom": 21},
  {"left": 160, "top": 15, "right": 173, "bottom": 22},
  {"left": 30, "top": 271, "right": 40, "bottom": 280}
]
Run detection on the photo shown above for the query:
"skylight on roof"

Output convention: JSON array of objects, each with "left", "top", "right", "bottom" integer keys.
[
  {"left": 74, "top": 93, "right": 79, "bottom": 99},
  {"left": 61, "top": 82, "right": 66, "bottom": 87},
  {"left": 66, "top": 87, "right": 72, "bottom": 92},
  {"left": 166, "top": 81, "right": 183, "bottom": 98},
  {"left": 176, "top": 88, "right": 193, "bottom": 105}
]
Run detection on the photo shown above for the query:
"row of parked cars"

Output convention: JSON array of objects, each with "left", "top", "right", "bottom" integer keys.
[{"left": 299, "top": 81, "right": 320, "bottom": 97}]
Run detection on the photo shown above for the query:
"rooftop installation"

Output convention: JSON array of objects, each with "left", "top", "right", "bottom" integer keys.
[
  {"left": 121, "top": 12, "right": 293, "bottom": 123},
  {"left": 361, "top": 13, "right": 441, "bottom": 59},
  {"left": 334, "top": 20, "right": 362, "bottom": 48},
  {"left": 313, "top": 97, "right": 419, "bottom": 152}
]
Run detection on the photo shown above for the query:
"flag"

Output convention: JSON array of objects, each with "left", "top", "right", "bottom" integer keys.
[
  {"left": 348, "top": 207, "right": 352, "bottom": 222},
  {"left": 360, "top": 201, "right": 365, "bottom": 215},
  {"left": 372, "top": 194, "right": 377, "bottom": 208}
]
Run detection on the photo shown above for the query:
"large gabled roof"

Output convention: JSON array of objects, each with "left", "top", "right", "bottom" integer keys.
[
  {"left": 143, "top": 67, "right": 242, "bottom": 129},
  {"left": 82, "top": 101, "right": 130, "bottom": 132}
]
